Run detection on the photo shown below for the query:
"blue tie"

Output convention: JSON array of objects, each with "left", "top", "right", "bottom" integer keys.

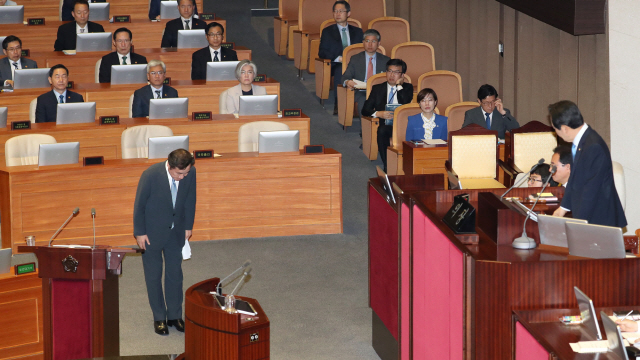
[
  {"left": 388, "top": 87, "right": 395, "bottom": 104},
  {"left": 572, "top": 143, "right": 577, "bottom": 160},
  {"left": 485, "top": 112, "right": 491, "bottom": 129},
  {"left": 59, "top": 95, "right": 64, "bottom": 104},
  {"left": 171, "top": 178, "right": 177, "bottom": 208}
]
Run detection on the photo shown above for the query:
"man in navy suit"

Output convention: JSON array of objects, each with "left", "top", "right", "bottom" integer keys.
[
  {"left": 160, "top": 0, "right": 207, "bottom": 48},
  {"left": 132, "top": 60, "right": 179, "bottom": 118},
  {"left": 99, "top": 28, "right": 148, "bottom": 83},
  {"left": 35, "top": 64, "right": 84, "bottom": 123},
  {"left": 54, "top": 0, "right": 105, "bottom": 51},
  {"left": 191, "top": 22, "right": 238, "bottom": 80},
  {"left": 318, "top": 0, "right": 363, "bottom": 115},
  {"left": 0, "top": 35, "right": 38, "bottom": 87},
  {"left": 148, "top": 0, "right": 198, "bottom": 20},
  {"left": 551, "top": 100, "right": 626, "bottom": 228},
  {"left": 462, "top": 84, "right": 519, "bottom": 139}
]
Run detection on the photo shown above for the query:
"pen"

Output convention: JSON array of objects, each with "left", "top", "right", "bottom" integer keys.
[{"left": 619, "top": 310, "right": 634, "bottom": 321}]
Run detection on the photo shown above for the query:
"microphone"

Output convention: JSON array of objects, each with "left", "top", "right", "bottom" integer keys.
[
  {"left": 48, "top": 207, "right": 80, "bottom": 246},
  {"left": 512, "top": 166, "right": 557, "bottom": 249},
  {"left": 217, "top": 260, "right": 251, "bottom": 295},
  {"left": 91, "top": 208, "right": 96, "bottom": 249},
  {"left": 500, "top": 158, "right": 545, "bottom": 200},
  {"left": 229, "top": 267, "right": 252, "bottom": 296}
]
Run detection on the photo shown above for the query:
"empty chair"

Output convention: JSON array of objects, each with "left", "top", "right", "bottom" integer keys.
[
  {"left": 386, "top": 103, "right": 421, "bottom": 175},
  {"left": 121, "top": 125, "right": 173, "bottom": 159},
  {"left": 292, "top": 0, "right": 335, "bottom": 76},
  {"left": 129, "top": 94, "right": 135, "bottom": 118},
  {"left": 418, "top": 71, "right": 463, "bottom": 115},
  {"left": 238, "top": 121, "right": 290, "bottom": 152},
  {"left": 218, "top": 89, "right": 230, "bottom": 114},
  {"left": 612, "top": 161, "right": 625, "bottom": 211},
  {"left": 391, "top": 42, "right": 435, "bottom": 90},
  {"left": 29, "top": 98, "right": 37, "bottom": 123},
  {"left": 273, "top": 0, "right": 300, "bottom": 56},
  {"left": 368, "top": 17, "right": 410, "bottom": 56},
  {"left": 445, "top": 102, "right": 479, "bottom": 133},
  {"left": 95, "top": 59, "right": 102, "bottom": 83},
  {"left": 5, "top": 134, "right": 57, "bottom": 166},
  {"left": 347, "top": 0, "right": 386, "bottom": 30}
]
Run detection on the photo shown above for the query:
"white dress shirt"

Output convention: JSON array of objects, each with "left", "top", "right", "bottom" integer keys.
[
  {"left": 209, "top": 46, "right": 221, "bottom": 61},
  {"left": 180, "top": 16, "right": 193, "bottom": 29},
  {"left": 165, "top": 161, "right": 180, "bottom": 191},
  {"left": 76, "top": 23, "right": 88, "bottom": 34},
  {"left": 150, "top": 84, "right": 164, "bottom": 98}
]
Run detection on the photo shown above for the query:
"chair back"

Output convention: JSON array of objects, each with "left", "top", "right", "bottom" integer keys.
[
  {"left": 129, "top": 94, "right": 134, "bottom": 118},
  {"left": 391, "top": 42, "right": 435, "bottom": 89},
  {"left": 219, "top": 89, "right": 229, "bottom": 114},
  {"left": 279, "top": 0, "right": 299, "bottom": 21},
  {"left": 449, "top": 124, "right": 498, "bottom": 179},
  {"left": 347, "top": 0, "right": 386, "bottom": 30},
  {"left": 444, "top": 101, "right": 478, "bottom": 133},
  {"left": 505, "top": 121, "right": 557, "bottom": 173},
  {"left": 238, "top": 121, "right": 290, "bottom": 152},
  {"left": 418, "top": 71, "right": 463, "bottom": 115},
  {"left": 298, "top": 0, "right": 335, "bottom": 33},
  {"left": 368, "top": 17, "right": 410, "bottom": 55},
  {"left": 341, "top": 43, "right": 386, "bottom": 73},
  {"left": 391, "top": 103, "right": 421, "bottom": 148},
  {"left": 5, "top": 134, "right": 57, "bottom": 166},
  {"left": 59, "top": 0, "right": 63, "bottom": 21},
  {"left": 29, "top": 98, "right": 37, "bottom": 123},
  {"left": 95, "top": 59, "right": 102, "bottom": 83},
  {"left": 121, "top": 125, "right": 173, "bottom": 159},
  {"left": 366, "top": 72, "right": 388, "bottom": 98},
  {"left": 613, "top": 161, "right": 626, "bottom": 211}
]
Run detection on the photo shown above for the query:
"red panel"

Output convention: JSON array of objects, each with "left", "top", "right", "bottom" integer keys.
[
  {"left": 448, "top": 239, "right": 464, "bottom": 359},
  {"left": 51, "top": 279, "right": 92, "bottom": 360},
  {"left": 400, "top": 202, "right": 411, "bottom": 360},
  {"left": 515, "top": 321, "right": 550, "bottom": 360}
]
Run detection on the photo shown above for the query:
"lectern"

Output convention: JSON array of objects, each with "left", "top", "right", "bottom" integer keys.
[{"left": 17, "top": 245, "right": 137, "bottom": 360}]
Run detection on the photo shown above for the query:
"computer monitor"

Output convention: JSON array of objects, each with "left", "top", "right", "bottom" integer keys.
[
  {"left": 88, "top": 2, "right": 110, "bottom": 21},
  {"left": 601, "top": 310, "right": 630, "bottom": 360},
  {"left": 566, "top": 222, "right": 626, "bottom": 259},
  {"left": 376, "top": 166, "right": 396, "bottom": 204},
  {"left": 148, "top": 135, "right": 189, "bottom": 159},
  {"left": 56, "top": 102, "right": 96, "bottom": 124},
  {"left": 0, "top": 107, "right": 7, "bottom": 128},
  {"left": 574, "top": 287, "right": 602, "bottom": 340},
  {"left": 110, "top": 64, "right": 148, "bottom": 85},
  {"left": 238, "top": 95, "right": 278, "bottom": 116},
  {"left": 0, "top": 248, "right": 11, "bottom": 274},
  {"left": 160, "top": 0, "right": 179, "bottom": 19},
  {"left": 38, "top": 142, "right": 80, "bottom": 166},
  {"left": 149, "top": 98, "right": 189, "bottom": 119},
  {"left": 177, "top": 29, "right": 207, "bottom": 49},
  {"left": 206, "top": 61, "right": 239, "bottom": 81},
  {"left": 13, "top": 68, "right": 50, "bottom": 89},
  {"left": 0, "top": 6, "right": 23, "bottom": 24},
  {"left": 76, "top": 32, "right": 112, "bottom": 52},
  {"left": 258, "top": 130, "right": 299, "bottom": 153},
  {"left": 537, "top": 214, "right": 588, "bottom": 248},
  {"left": 0, "top": 36, "right": 6, "bottom": 46}
]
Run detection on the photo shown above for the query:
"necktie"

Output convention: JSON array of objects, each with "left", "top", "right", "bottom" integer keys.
[
  {"left": 213, "top": 51, "right": 219, "bottom": 61},
  {"left": 366, "top": 57, "right": 373, "bottom": 81},
  {"left": 59, "top": 95, "right": 64, "bottom": 103},
  {"left": 12, "top": 62, "right": 18, "bottom": 69},
  {"left": 341, "top": 28, "right": 348, "bottom": 49},
  {"left": 171, "top": 179, "right": 177, "bottom": 208},
  {"left": 388, "top": 87, "right": 395, "bottom": 104},
  {"left": 80, "top": 28, "right": 84, "bottom": 33},
  {"left": 485, "top": 112, "right": 491, "bottom": 129},
  {"left": 155, "top": 90, "right": 161, "bottom": 99},
  {"left": 572, "top": 143, "right": 577, "bottom": 159},
  {"left": 122, "top": 56, "right": 127, "bottom": 65},
  {"left": 184, "top": 20, "right": 190, "bottom": 30}
]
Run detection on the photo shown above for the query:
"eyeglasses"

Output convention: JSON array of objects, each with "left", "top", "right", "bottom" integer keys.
[
  {"left": 386, "top": 70, "right": 402, "bottom": 75},
  {"left": 528, "top": 177, "right": 542, "bottom": 183},
  {"left": 481, "top": 100, "right": 495, "bottom": 106},
  {"left": 333, "top": 9, "right": 348, "bottom": 14},
  {"left": 115, "top": 39, "right": 131, "bottom": 44},
  {"left": 363, "top": 39, "right": 378, "bottom": 44},
  {"left": 6, "top": 46, "right": 21, "bottom": 52},
  {"left": 149, "top": 71, "right": 165, "bottom": 76},
  {"left": 207, "top": 33, "right": 223, "bottom": 37},
  {"left": 240, "top": 70, "right": 255, "bottom": 75}
]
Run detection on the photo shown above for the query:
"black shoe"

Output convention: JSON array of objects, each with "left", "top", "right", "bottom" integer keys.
[
  {"left": 154, "top": 320, "right": 169, "bottom": 335},
  {"left": 167, "top": 319, "right": 185, "bottom": 332},
  {"left": 333, "top": 103, "right": 338, "bottom": 115}
]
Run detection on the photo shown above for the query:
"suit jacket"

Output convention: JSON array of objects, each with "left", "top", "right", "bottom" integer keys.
[
  {"left": 318, "top": 24, "right": 363, "bottom": 63},
  {"left": 462, "top": 106, "right": 519, "bottom": 139},
  {"left": 98, "top": 52, "right": 148, "bottom": 83},
  {"left": 0, "top": 57, "right": 38, "bottom": 83},
  {"left": 132, "top": 84, "right": 179, "bottom": 118},
  {"left": 35, "top": 90, "right": 84, "bottom": 123},
  {"left": 148, "top": 0, "right": 198, "bottom": 20},
  {"left": 340, "top": 51, "right": 389, "bottom": 85},
  {"left": 133, "top": 161, "right": 197, "bottom": 246},
  {"left": 405, "top": 113, "right": 448, "bottom": 141},
  {"left": 160, "top": 17, "right": 207, "bottom": 48},
  {"left": 190, "top": 46, "right": 238, "bottom": 80},
  {"left": 361, "top": 81, "right": 414, "bottom": 117},
  {"left": 561, "top": 127, "right": 626, "bottom": 227},
  {"left": 54, "top": 21, "right": 105, "bottom": 51},
  {"left": 223, "top": 83, "right": 267, "bottom": 114}
]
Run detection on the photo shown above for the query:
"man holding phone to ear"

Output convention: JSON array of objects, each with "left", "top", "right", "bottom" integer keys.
[{"left": 462, "top": 84, "right": 519, "bottom": 139}]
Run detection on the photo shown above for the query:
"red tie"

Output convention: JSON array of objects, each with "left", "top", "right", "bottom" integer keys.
[{"left": 366, "top": 57, "right": 373, "bottom": 80}]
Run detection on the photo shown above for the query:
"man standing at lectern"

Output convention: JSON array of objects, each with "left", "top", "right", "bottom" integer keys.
[{"left": 134, "top": 149, "right": 197, "bottom": 335}]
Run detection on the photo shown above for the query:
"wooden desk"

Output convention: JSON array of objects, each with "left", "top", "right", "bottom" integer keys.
[{"left": 1, "top": 150, "right": 343, "bottom": 252}]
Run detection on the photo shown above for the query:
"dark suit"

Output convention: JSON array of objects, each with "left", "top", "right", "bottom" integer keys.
[
  {"left": 190, "top": 46, "right": 238, "bottom": 80},
  {"left": 160, "top": 17, "right": 207, "bottom": 48},
  {"left": 362, "top": 81, "right": 414, "bottom": 171},
  {"left": 35, "top": 90, "right": 84, "bottom": 123},
  {"left": 318, "top": 24, "right": 363, "bottom": 100},
  {"left": 405, "top": 113, "right": 448, "bottom": 142},
  {"left": 54, "top": 21, "right": 105, "bottom": 51},
  {"left": 134, "top": 161, "right": 197, "bottom": 321},
  {"left": 98, "top": 52, "right": 148, "bottom": 83},
  {"left": 462, "top": 106, "right": 519, "bottom": 139},
  {"left": 132, "top": 85, "right": 179, "bottom": 118},
  {"left": 0, "top": 57, "right": 38, "bottom": 84},
  {"left": 561, "top": 127, "right": 626, "bottom": 227},
  {"left": 340, "top": 51, "right": 389, "bottom": 118},
  {"left": 60, "top": 0, "right": 107, "bottom": 21},
  {"left": 148, "top": 0, "right": 198, "bottom": 20}
]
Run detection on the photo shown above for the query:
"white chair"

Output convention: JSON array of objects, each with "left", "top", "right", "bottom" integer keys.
[
  {"left": 121, "top": 125, "right": 173, "bottom": 159},
  {"left": 59, "top": 0, "right": 64, "bottom": 21},
  {"left": 95, "top": 59, "right": 102, "bottom": 83},
  {"left": 237, "top": 121, "right": 289, "bottom": 152},
  {"left": 29, "top": 98, "right": 37, "bottom": 123},
  {"left": 5, "top": 134, "right": 57, "bottom": 166},
  {"left": 219, "top": 89, "right": 229, "bottom": 114},
  {"left": 129, "top": 94, "right": 135, "bottom": 118},
  {"left": 613, "top": 161, "right": 626, "bottom": 211}
]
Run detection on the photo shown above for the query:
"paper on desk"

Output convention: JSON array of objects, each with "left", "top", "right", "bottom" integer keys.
[
  {"left": 423, "top": 139, "right": 447, "bottom": 145},
  {"left": 569, "top": 340, "right": 609, "bottom": 353},
  {"left": 352, "top": 79, "right": 366, "bottom": 90},
  {"left": 62, "top": 50, "right": 77, "bottom": 55}
]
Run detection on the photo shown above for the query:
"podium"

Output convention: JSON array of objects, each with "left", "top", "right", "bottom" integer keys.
[
  {"left": 178, "top": 278, "right": 270, "bottom": 360},
  {"left": 17, "top": 245, "right": 137, "bottom": 360}
]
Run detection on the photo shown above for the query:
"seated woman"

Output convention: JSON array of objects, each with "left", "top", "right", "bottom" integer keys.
[
  {"left": 222, "top": 60, "right": 267, "bottom": 114},
  {"left": 405, "top": 88, "right": 448, "bottom": 142},
  {"left": 527, "top": 164, "right": 559, "bottom": 187}
]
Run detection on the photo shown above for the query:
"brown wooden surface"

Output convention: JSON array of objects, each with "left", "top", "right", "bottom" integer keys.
[{"left": 2, "top": 150, "right": 343, "bottom": 252}]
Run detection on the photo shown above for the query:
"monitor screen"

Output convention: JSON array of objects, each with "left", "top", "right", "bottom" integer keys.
[
  {"left": 56, "top": 102, "right": 96, "bottom": 124},
  {"left": 38, "top": 142, "right": 80, "bottom": 166},
  {"left": 601, "top": 311, "right": 629, "bottom": 360},
  {"left": 88, "top": 2, "right": 110, "bottom": 21},
  {"left": 574, "top": 287, "right": 602, "bottom": 340},
  {"left": 258, "top": 130, "right": 299, "bottom": 153},
  {"left": 148, "top": 135, "right": 189, "bottom": 159},
  {"left": 13, "top": 68, "right": 50, "bottom": 89},
  {"left": 238, "top": 95, "right": 278, "bottom": 116},
  {"left": 0, "top": 6, "right": 23, "bottom": 24},
  {"left": 149, "top": 98, "right": 189, "bottom": 119},
  {"left": 0, "top": 107, "right": 7, "bottom": 128},
  {"left": 76, "top": 32, "right": 113, "bottom": 52},
  {"left": 0, "top": 248, "right": 11, "bottom": 274},
  {"left": 206, "top": 61, "right": 240, "bottom": 81},
  {"left": 160, "top": 0, "right": 179, "bottom": 19},
  {"left": 111, "top": 64, "right": 148, "bottom": 85},
  {"left": 177, "top": 29, "right": 207, "bottom": 49}
]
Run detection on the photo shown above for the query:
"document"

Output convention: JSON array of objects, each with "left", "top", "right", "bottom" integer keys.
[
  {"left": 423, "top": 139, "right": 446, "bottom": 145},
  {"left": 569, "top": 340, "right": 609, "bottom": 353},
  {"left": 352, "top": 79, "right": 366, "bottom": 90}
]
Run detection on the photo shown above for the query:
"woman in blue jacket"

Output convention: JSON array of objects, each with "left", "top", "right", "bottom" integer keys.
[{"left": 405, "top": 88, "right": 448, "bottom": 142}]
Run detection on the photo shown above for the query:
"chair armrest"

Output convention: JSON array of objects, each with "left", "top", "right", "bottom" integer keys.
[
  {"left": 498, "top": 159, "right": 518, "bottom": 177},
  {"left": 388, "top": 146, "right": 403, "bottom": 156},
  {"left": 361, "top": 116, "right": 378, "bottom": 125},
  {"left": 274, "top": 16, "right": 287, "bottom": 21},
  {"left": 315, "top": 57, "right": 331, "bottom": 64},
  {"left": 445, "top": 160, "right": 460, "bottom": 190},
  {"left": 624, "top": 235, "right": 639, "bottom": 254}
]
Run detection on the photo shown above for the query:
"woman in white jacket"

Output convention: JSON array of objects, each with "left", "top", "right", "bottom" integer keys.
[{"left": 222, "top": 59, "right": 267, "bottom": 114}]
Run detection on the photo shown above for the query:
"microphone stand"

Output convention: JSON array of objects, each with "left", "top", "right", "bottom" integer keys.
[
  {"left": 217, "top": 260, "right": 251, "bottom": 295},
  {"left": 91, "top": 208, "right": 96, "bottom": 249},
  {"left": 48, "top": 207, "right": 80, "bottom": 246},
  {"left": 512, "top": 167, "right": 556, "bottom": 249},
  {"left": 500, "top": 159, "right": 545, "bottom": 200},
  {"left": 229, "top": 268, "right": 252, "bottom": 296}
]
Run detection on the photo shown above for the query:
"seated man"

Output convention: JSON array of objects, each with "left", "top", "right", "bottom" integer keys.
[
  {"left": 160, "top": 0, "right": 206, "bottom": 48},
  {"left": 191, "top": 22, "right": 237, "bottom": 80},
  {"left": 99, "top": 28, "right": 148, "bottom": 83},
  {"left": 361, "top": 59, "right": 413, "bottom": 172},
  {"left": 0, "top": 35, "right": 37, "bottom": 87},
  {"left": 35, "top": 64, "right": 84, "bottom": 123},
  {"left": 54, "top": 0, "right": 105, "bottom": 51},
  {"left": 132, "top": 60, "right": 179, "bottom": 118},
  {"left": 148, "top": 0, "right": 198, "bottom": 20},
  {"left": 341, "top": 29, "right": 389, "bottom": 122},
  {"left": 527, "top": 164, "right": 558, "bottom": 187},
  {"left": 462, "top": 84, "right": 519, "bottom": 139},
  {"left": 550, "top": 145, "right": 572, "bottom": 187}
]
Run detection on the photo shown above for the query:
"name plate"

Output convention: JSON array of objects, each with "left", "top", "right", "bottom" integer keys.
[
  {"left": 21, "top": 49, "right": 30, "bottom": 57},
  {"left": 194, "top": 149, "right": 213, "bottom": 159},
  {"left": 83, "top": 156, "right": 104, "bottom": 166},
  {"left": 199, "top": 13, "right": 215, "bottom": 20},
  {"left": 66, "top": 81, "right": 74, "bottom": 89},
  {"left": 27, "top": 18, "right": 45, "bottom": 26},
  {"left": 304, "top": 145, "right": 324, "bottom": 154},
  {"left": 253, "top": 74, "right": 266, "bottom": 82},
  {"left": 282, "top": 108, "right": 301, "bottom": 117},
  {"left": 442, "top": 194, "right": 476, "bottom": 234},
  {"left": 221, "top": 42, "right": 234, "bottom": 50},
  {"left": 163, "top": 77, "right": 171, "bottom": 85},
  {"left": 99, "top": 115, "right": 119, "bottom": 125},
  {"left": 15, "top": 263, "right": 36, "bottom": 275},
  {"left": 11, "top": 121, "right": 31, "bottom": 130},
  {"left": 192, "top": 111, "right": 212, "bottom": 121},
  {"left": 113, "top": 15, "right": 131, "bottom": 23}
]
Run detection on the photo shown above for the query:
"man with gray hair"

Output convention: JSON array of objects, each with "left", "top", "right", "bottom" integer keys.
[{"left": 132, "top": 60, "right": 179, "bottom": 118}]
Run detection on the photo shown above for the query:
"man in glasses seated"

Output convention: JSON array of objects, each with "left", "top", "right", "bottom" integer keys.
[
  {"left": 462, "top": 84, "right": 519, "bottom": 139},
  {"left": 527, "top": 163, "right": 559, "bottom": 188},
  {"left": 132, "top": 60, "right": 178, "bottom": 118},
  {"left": 191, "top": 22, "right": 237, "bottom": 80}
]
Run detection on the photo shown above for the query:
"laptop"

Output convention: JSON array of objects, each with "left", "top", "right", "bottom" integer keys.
[
  {"left": 566, "top": 222, "right": 626, "bottom": 259},
  {"left": 177, "top": 29, "right": 207, "bottom": 49},
  {"left": 13, "top": 68, "right": 50, "bottom": 89},
  {"left": 258, "top": 130, "right": 299, "bottom": 153},
  {"left": 88, "top": 2, "right": 109, "bottom": 21},
  {"left": 56, "top": 102, "right": 96, "bottom": 124},
  {"left": 0, "top": 5, "right": 23, "bottom": 24},
  {"left": 76, "top": 33, "right": 112, "bottom": 52},
  {"left": 149, "top": 98, "right": 189, "bottom": 119},
  {"left": 206, "top": 61, "right": 240, "bottom": 81},
  {"left": 110, "top": 64, "right": 148, "bottom": 85},
  {"left": 0, "top": 107, "right": 7, "bottom": 128},
  {"left": 538, "top": 214, "right": 588, "bottom": 248},
  {"left": 148, "top": 135, "right": 189, "bottom": 159},
  {"left": 601, "top": 310, "right": 630, "bottom": 359},
  {"left": 38, "top": 142, "right": 80, "bottom": 166},
  {"left": 0, "top": 248, "right": 11, "bottom": 274},
  {"left": 575, "top": 287, "right": 602, "bottom": 340},
  {"left": 160, "top": 0, "right": 179, "bottom": 19},
  {"left": 238, "top": 95, "right": 278, "bottom": 116}
]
